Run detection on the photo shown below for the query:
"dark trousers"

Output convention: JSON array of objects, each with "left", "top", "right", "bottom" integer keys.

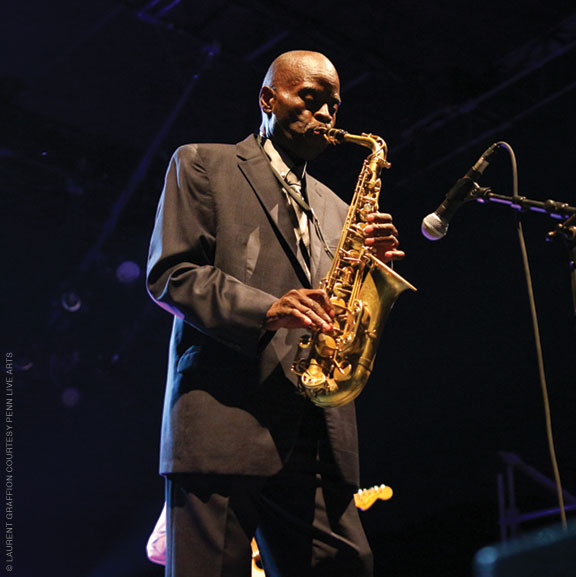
[{"left": 164, "top": 409, "right": 373, "bottom": 577}]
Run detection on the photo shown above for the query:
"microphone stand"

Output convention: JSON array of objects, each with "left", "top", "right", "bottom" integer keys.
[
  {"left": 470, "top": 187, "right": 576, "bottom": 318},
  {"left": 550, "top": 213, "right": 576, "bottom": 320},
  {"left": 469, "top": 186, "right": 575, "bottom": 532}
]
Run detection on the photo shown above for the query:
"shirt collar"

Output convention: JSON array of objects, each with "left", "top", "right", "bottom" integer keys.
[{"left": 260, "top": 136, "right": 307, "bottom": 182}]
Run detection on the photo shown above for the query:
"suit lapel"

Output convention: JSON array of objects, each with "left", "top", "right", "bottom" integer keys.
[{"left": 236, "top": 136, "right": 311, "bottom": 287}]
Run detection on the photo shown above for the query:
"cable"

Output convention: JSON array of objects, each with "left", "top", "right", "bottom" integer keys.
[{"left": 500, "top": 141, "right": 568, "bottom": 530}]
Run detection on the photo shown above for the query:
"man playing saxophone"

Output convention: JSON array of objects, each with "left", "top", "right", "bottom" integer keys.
[{"left": 146, "top": 49, "right": 404, "bottom": 577}]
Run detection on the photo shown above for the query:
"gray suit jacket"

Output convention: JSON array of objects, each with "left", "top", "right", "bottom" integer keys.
[{"left": 147, "top": 134, "right": 360, "bottom": 485}]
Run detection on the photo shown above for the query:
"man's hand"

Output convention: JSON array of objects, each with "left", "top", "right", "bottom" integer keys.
[
  {"left": 364, "top": 212, "right": 405, "bottom": 263},
  {"left": 264, "top": 289, "right": 334, "bottom": 332}
]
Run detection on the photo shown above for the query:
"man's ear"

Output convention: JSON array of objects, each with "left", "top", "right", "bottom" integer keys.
[{"left": 259, "top": 86, "right": 275, "bottom": 114}]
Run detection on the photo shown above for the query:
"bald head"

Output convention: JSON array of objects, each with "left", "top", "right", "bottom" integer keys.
[
  {"left": 261, "top": 51, "right": 339, "bottom": 92},
  {"left": 259, "top": 51, "right": 341, "bottom": 161}
]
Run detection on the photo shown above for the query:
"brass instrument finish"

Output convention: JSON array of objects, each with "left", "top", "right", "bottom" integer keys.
[{"left": 291, "top": 129, "right": 416, "bottom": 407}]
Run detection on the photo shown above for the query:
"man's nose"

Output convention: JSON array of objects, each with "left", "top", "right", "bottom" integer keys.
[{"left": 315, "top": 103, "right": 334, "bottom": 122}]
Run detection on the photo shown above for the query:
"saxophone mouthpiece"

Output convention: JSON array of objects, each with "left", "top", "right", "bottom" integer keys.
[{"left": 322, "top": 128, "right": 348, "bottom": 145}]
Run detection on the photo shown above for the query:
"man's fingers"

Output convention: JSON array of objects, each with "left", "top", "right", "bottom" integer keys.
[
  {"left": 365, "top": 234, "right": 399, "bottom": 247},
  {"left": 364, "top": 222, "right": 399, "bottom": 238},
  {"left": 366, "top": 212, "right": 393, "bottom": 223},
  {"left": 383, "top": 249, "right": 405, "bottom": 261},
  {"left": 361, "top": 213, "right": 406, "bottom": 263},
  {"left": 294, "top": 291, "right": 333, "bottom": 328},
  {"left": 265, "top": 289, "right": 334, "bottom": 331},
  {"left": 306, "top": 290, "right": 335, "bottom": 319},
  {"left": 364, "top": 212, "right": 402, "bottom": 264}
]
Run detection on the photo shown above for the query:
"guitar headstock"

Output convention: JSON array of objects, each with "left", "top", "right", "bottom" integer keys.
[
  {"left": 354, "top": 484, "right": 393, "bottom": 511},
  {"left": 250, "top": 485, "right": 393, "bottom": 576}
]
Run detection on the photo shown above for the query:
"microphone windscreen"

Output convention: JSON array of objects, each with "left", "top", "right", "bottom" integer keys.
[{"left": 421, "top": 212, "right": 448, "bottom": 241}]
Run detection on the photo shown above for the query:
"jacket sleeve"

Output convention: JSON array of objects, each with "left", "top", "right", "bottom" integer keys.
[{"left": 146, "top": 144, "right": 277, "bottom": 357}]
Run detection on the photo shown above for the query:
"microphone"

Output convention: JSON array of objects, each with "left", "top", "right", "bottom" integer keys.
[{"left": 421, "top": 143, "right": 500, "bottom": 240}]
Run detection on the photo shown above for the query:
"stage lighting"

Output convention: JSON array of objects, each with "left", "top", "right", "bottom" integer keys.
[
  {"left": 60, "top": 290, "right": 82, "bottom": 312},
  {"left": 116, "top": 260, "right": 141, "bottom": 284}
]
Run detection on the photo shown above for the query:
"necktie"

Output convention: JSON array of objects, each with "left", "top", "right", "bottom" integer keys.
[{"left": 283, "top": 170, "right": 311, "bottom": 274}]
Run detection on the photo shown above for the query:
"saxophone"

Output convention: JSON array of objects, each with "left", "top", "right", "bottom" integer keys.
[{"left": 291, "top": 128, "right": 416, "bottom": 407}]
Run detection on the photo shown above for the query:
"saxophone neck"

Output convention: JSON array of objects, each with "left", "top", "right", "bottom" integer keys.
[{"left": 322, "top": 128, "right": 390, "bottom": 169}]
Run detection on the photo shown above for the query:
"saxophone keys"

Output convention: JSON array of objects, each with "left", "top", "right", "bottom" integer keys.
[
  {"left": 315, "top": 333, "right": 337, "bottom": 357},
  {"left": 333, "top": 361, "right": 352, "bottom": 383},
  {"left": 301, "top": 360, "right": 327, "bottom": 390}
]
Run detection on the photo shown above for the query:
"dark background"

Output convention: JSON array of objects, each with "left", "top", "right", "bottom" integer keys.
[{"left": 2, "top": 1, "right": 576, "bottom": 576}]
